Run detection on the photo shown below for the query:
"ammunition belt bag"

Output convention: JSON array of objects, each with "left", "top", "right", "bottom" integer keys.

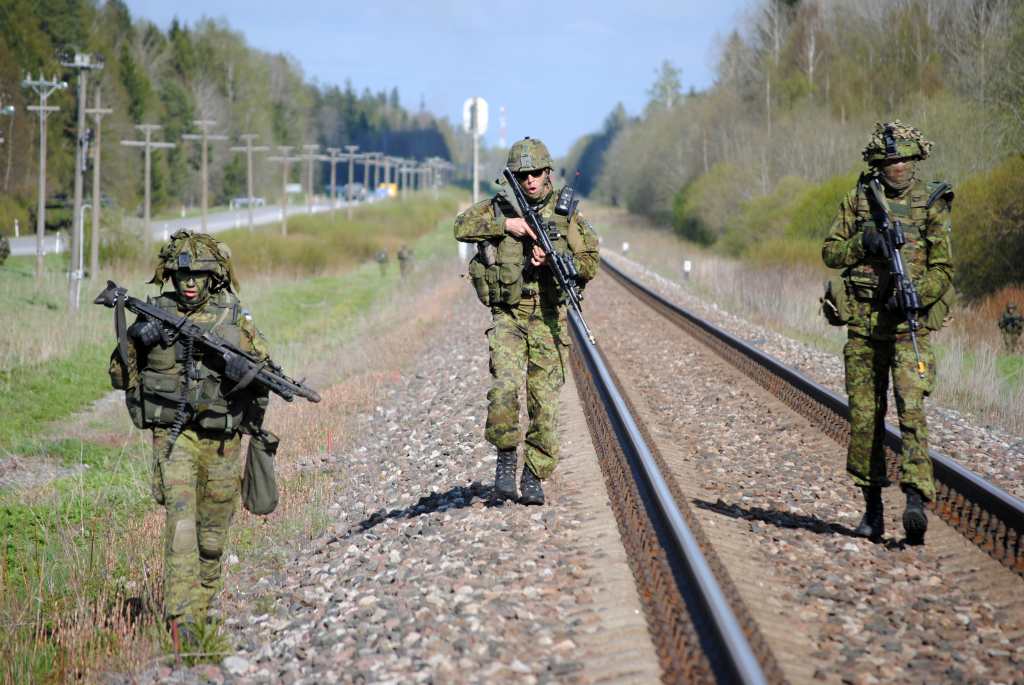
[{"left": 819, "top": 274, "right": 851, "bottom": 327}]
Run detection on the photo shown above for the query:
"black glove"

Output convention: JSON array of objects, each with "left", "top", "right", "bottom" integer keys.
[
  {"left": 884, "top": 296, "right": 901, "bottom": 315},
  {"left": 861, "top": 231, "right": 886, "bottom": 256},
  {"left": 225, "top": 354, "right": 250, "bottom": 383},
  {"left": 127, "top": 321, "right": 160, "bottom": 347}
]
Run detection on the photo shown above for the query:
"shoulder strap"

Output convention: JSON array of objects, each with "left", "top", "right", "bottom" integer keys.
[{"left": 925, "top": 181, "right": 954, "bottom": 211}]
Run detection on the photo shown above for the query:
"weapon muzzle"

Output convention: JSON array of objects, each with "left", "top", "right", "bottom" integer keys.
[{"left": 94, "top": 280, "right": 121, "bottom": 308}]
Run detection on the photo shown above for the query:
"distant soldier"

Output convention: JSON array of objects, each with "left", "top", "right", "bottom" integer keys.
[
  {"left": 455, "top": 137, "right": 600, "bottom": 505},
  {"left": 398, "top": 244, "right": 414, "bottom": 277},
  {"left": 375, "top": 247, "right": 389, "bottom": 277},
  {"left": 107, "top": 231, "right": 272, "bottom": 640},
  {"left": 0, "top": 234, "right": 9, "bottom": 265},
  {"left": 823, "top": 121, "right": 955, "bottom": 545},
  {"left": 998, "top": 303, "right": 1023, "bottom": 352}
]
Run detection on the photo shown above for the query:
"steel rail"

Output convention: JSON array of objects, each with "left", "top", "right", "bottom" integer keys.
[
  {"left": 568, "top": 308, "right": 770, "bottom": 685},
  {"left": 603, "top": 257, "right": 1024, "bottom": 573}
]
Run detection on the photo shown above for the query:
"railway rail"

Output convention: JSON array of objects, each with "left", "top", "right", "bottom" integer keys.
[{"left": 567, "top": 258, "right": 1024, "bottom": 683}]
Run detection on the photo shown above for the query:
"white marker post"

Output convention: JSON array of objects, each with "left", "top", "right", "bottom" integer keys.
[
  {"left": 684, "top": 260, "right": 691, "bottom": 281},
  {"left": 622, "top": 242, "right": 629, "bottom": 257}
]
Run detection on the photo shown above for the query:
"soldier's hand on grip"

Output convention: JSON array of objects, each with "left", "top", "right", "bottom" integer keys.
[
  {"left": 861, "top": 231, "right": 886, "bottom": 256},
  {"left": 127, "top": 321, "right": 160, "bottom": 347},
  {"left": 225, "top": 354, "right": 250, "bottom": 383}
]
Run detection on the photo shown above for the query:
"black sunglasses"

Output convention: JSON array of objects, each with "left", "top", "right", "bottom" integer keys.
[{"left": 514, "top": 169, "right": 546, "bottom": 181}]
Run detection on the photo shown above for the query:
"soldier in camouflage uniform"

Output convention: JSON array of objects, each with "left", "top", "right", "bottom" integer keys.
[
  {"left": 398, "top": 244, "right": 414, "bottom": 278},
  {"left": 998, "top": 303, "right": 1023, "bottom": 353},
  {"left": 107, "top": 230, "right": 271, "bottom": 635},
  {"left": 376, "top": 247, "right": 389, "bottom": 277},
  {"left": 823, "top": 121, "right": 954, "bottom": 545},
  {"left": 455, "top": 138, "right": 599, "bottom": 505}
]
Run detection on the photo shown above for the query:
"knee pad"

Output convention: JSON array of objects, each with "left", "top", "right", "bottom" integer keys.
[
  {"left": 170, "top": 519, "right": 198, "bottom": 555},
  {"left": 199, "top": 531, "right": 223, "bottom": 560}
]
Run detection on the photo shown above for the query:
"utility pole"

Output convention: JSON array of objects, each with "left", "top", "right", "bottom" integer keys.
[
  {"left": 364, "top": 152, "right": 377, "bottom": 202},
  {"left": 299, "top": 144, "right": 319, "bottom": 216},
  {"left": 22, "top": 72, "right": 67, "bottom": 278},
  {"left": 61, "top": 51, "right": 105, "bottom": 311},
  {"left": 324, "top": 147, "right": 340, "bottom": 219},
  {"left": 344, "top": 144, "right": 359, "bottom": 220},
  {"left": 121, "top": 124, "right": 176, "bottom": 247},
  {"left": 181, "top": 120, "right": 228, "bottom": 233},
  {"left": 267, "top": 146, "right": 299, "bottom": 236},
  {"left": 86, "top": 89, "right": 113, "bottom": 282},
  {"left": 229, "top": 134, "right": 269, "bottom": 233}
]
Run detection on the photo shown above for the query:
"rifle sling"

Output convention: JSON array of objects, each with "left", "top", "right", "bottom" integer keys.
[
  {"left": 115, "top": 288, "right": 130, "bottom": 366},
  {"left": 232, "top": 360, "right": 266, "bottom": 392}
]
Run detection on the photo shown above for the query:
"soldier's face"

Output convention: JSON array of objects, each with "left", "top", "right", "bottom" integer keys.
[
  {"left": 880, "top": 159, "right": 915, "bottom": 186},
  {"left": 172, "top": 271, "right": 210, "bottom": 302},
  {"left": 516, "top": 169, "right": 548, "bottom": 198}
]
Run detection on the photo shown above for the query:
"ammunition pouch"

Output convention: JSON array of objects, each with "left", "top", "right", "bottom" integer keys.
[
  {"left": 140, "top": 369, "right": 182, "bottom": 427},
  {"left": 468, "top": 237, "right": 524, "bottom": 307},
  {"left": 241, "top": 431, "right": 280, "bottom": 515},
  {"left": 820, "top": 274, "right": 852, "bottom": 326}
]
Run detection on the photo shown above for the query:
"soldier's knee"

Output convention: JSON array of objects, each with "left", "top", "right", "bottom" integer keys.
[
  {"left": 169, "top": 519, "right": 198, "bottom": 556},
  {"left": 199, "top": 531, "right": 223, "bottom": 560}
]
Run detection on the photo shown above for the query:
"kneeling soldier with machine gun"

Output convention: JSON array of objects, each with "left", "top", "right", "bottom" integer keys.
[
  {"left": 100, "top": 230, "right": 320, "bottom": 651},
  {"left": 823, "top": 121, "right": 954, "bottom": 546}
]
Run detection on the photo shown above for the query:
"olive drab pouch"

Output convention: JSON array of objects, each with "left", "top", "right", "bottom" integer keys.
[
  {"left": 125, "top": 383, "right": 147, "bottom": 430},
  {"left": 924, "top": 285, "right": 956, "bottom": 331},
  {"left": 242, "top": 430, "right": 280, "bottom": 515},
  {"left": 820, "top": 274, "right": 852, "bottom": 326},
  {"left": 468, "top": 253, "right": 493, "bottom": 306},
  {"left": 140, "top": 369, "right": 182, "bottom": 426}
]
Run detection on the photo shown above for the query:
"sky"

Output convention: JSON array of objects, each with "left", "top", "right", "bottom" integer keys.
[{"left": 125, "top": 0, "right": 751, "bottom": 157}]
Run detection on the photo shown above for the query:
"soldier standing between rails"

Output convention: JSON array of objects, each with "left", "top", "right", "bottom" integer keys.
[
  {"left": 823, "top": 121, "right": 955, "bottom": 545},
  {"left": 398, "top": 244, "right": 414, "bottom": 278},
  {"left": 455, "top": 137, "right": 599, "bottom": 505},
  {"left": 998, "top": 303, "right": 1023, "bottom": 353},
  {"left": 107, "top": 231, "right": 273, "bottom": 641}
]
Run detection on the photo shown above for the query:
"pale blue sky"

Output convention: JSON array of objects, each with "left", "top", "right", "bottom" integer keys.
[{"left": 125, "top": 0, "right": 750, "bottom": 157}]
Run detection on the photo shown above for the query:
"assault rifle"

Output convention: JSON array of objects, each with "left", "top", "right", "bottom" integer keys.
[
  {"left": 94, "top": 280, "right": 322, "bottom": 403},
  {"left": 866, "top": 178, "right": 927, "bottom": 378},
  {"left": 501, "top": 167, "right": 595, "bottom": 345}
]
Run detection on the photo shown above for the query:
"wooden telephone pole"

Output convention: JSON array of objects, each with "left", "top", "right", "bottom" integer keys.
[
  {"left": 229, "top": 134, "right": 269, "bottom": 232},
  {"left": 267, "top": 146, "right": 300, "bottom": 236},
  {"left": 181, "top": 120, "right": 228, "bottom": 233},
  {"left": 344, "top": 145, "right": 359, "bottom": 220},
  {"left": 22, "top": 72, "right": 67, "bottom": 278},
  {"left": 85, "top": 90, "right": 113, "bottom": 282},
  {"left": 121, "top": 124, "right": 175, "bottom": 247},
  {"left": 301, "top": 144, "right": 320, "bottom": 216}
]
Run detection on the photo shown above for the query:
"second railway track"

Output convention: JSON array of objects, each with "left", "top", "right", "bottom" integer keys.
[{"left": 569, "top": 260, "right": 1024, "bottom": 684}]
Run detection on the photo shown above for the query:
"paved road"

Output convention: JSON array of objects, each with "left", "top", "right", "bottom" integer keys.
[{"left": 8, "top": 199, "right": 359, "bottom": 257}]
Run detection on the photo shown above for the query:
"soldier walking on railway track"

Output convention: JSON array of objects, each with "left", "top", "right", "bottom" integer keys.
[
  {"left": 376, "top": 247, "right": 389, "bottom": 277},
  {"left": 998, "top": 303, "right": 1023, "bottom": 353},
  {"left": 455, "top": 137, "right": 599, "bottom": 505},
  {"left": 823, "top": 121, "right": 955, "bottom": 545},
  {"left": 106, "top": 231, "right": 273, "bottom": 642}
]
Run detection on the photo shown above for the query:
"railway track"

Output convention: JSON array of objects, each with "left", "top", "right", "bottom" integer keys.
[{"left": 568, "top": 260, "right": 1024, "bottom": 684}]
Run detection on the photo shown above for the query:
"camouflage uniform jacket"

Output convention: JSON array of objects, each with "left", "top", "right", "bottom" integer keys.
[
  {"left": 453, "top": 183, "right": 600, "bottom": 307},
  {"left": 999, "top": 310, "right": 1024, "bottom": 335},
  {"left": 822, "top": 175, "right": 954, "bottom": 340}
]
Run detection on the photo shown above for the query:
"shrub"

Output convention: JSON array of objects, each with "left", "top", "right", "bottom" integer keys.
[
  {"left": 785, "top": 171, "right": 860, "bottom": 241},
  {"left": 672, "top": 162, "right": 748, "bottom": 245}
]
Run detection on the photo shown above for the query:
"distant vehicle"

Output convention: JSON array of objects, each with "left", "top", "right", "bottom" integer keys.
[
  {"left": 230, "top": 196, "right": 265, "bottom": 208},
  {"left": 324, "top": 183, "right": 367, "bottom": 201}
]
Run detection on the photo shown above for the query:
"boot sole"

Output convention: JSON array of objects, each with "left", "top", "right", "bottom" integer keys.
[
  {"left": 520, "top": 494, "right": 544, "bottom": 506},
  {"left": 903, "top": 508, "right": 928, "bottom": 544},
  {"left": 493, "top": 486, "right": 517, "bottom": 498}
]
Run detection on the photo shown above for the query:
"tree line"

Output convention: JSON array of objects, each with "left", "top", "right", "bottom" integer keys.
[
  {"left": 565, "top": 0, "right": 1024, "bottom": 299},
  {"left": 0, "top": 0, "right": 456, "bottom": 235}
]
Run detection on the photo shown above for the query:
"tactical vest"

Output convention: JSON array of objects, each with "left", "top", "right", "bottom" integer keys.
[
  {"left": 467, "top": 190, "right": 572, "bottom": 308},
  {"left": 845, "top": 174, "right": 953, "bottom": 331},
  {"left": 133, "top": 290, "right": 265, "bottom": 433}
]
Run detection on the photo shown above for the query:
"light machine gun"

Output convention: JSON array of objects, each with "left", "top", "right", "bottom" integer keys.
[
  {"left": 865, "top": 179, "right": 927, "bottom": 379},
  {"left": 95, "top": 280, "right": 322, "bottom": 403},
  {"left": 501, "top": 167, "right": 595, "bottom": 345}
]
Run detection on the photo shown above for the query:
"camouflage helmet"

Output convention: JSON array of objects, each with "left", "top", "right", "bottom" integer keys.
[
  {"left": 506, "top": 137, "right": 554, "bottom": 173},
  {"left": 1009, "top": 303, "right": 1018, "bottom": 309},
  {"left": 149, "top": 229, "right": 239, "bottom": 291},
  {"left": 862, "top": 120, "right": 933, "bottom": 166}
]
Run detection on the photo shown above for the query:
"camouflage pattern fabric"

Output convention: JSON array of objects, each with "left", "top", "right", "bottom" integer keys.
[
  {"left": 153, "top": 425, "right": 242, "bottom": 620},
  {"left": 485, "top": 303, "right": 569, "bottom": 480},
  {"left": 376, "top": 249, "right": 389, "bottom": 277},
  {"left": 398, "top": 247, "right": 413, "bottom": 277},
  {"left": 505, "top": 137, "right": 554, "bottom": 173},
  {"left": 998, "top": 307, "right": 1023, "bottom": 352},
  {"left": 861, "top": 120, "right": 933, "bottom": 165},
  {"left": 0, "top": 235, "right": 9, "bottom": 265},
  {"left": 844, "top": 335, "right": 936, "bottom": 501}
]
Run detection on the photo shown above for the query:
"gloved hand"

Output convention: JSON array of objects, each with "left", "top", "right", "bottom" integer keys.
[
  {"left": 225, "top": 354, "right": 250, "bottom": 383},
  {"left": 884, "top": 296, "right": 901, "bottom": 315},
  {"left": 127, "top": 321, "right": 160, "bottom": 347},
  {"left": 861, "top": 231, "right": 886, "bottom": 256}
]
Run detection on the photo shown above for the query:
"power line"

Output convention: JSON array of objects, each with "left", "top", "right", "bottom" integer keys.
[
  {"left": 21, "top": 71, "right": 67, "bottom": 278},
  {"left": 344, "top": 145, "right": 359, "bottom": 220},
  {"left": 229, "top": 134, "right": 269, "bottom": 233},
  {"left": 181, "top": 120, "right": 229, "bottom": 233},
  {"left": 85, "top": 89, "right": 113, "bottom": 283},
  {"left": 267, "top": 146, "right": 300, "bottom": 236},
  {"left": 120, "top": 124, "right": 176, "bottom": 245},
  {"left": 301, "top": 144, "right": 320, "bottom": 216}
]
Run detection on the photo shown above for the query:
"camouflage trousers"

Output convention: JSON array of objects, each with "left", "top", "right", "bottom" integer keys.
[
  {"left": 1002, "top": 331, "right": 1020, "bottom": 353},
  {"left": 844, "top": 334, "right": 936, "bottom": 501},
  {"left": 485, "top": 302, "right": 570, "bottom": 480},
  {"left": 152, "top": 426, "right": 242, "bottom": 620}
]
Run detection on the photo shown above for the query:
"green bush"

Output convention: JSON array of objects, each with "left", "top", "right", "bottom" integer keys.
[
  {"left": 785, "top": 171, "right": 860, "bottom": 241},
  {"left": 672, "top": 162, "right": 746, "bottom": 245},
  {"left": 953, "top": 154, "right": 1024, "bottom": 300},
  {"left": 721, "top": 176, "right": 809, "bottom": 257}
]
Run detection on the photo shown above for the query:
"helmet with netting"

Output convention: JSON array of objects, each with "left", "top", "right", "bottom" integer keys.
[
  {"left": 149, "top": 229, "right": 239, "bottom": 291},
  {"left": 862, "top": 120, "right": 933, "bottom": 166},
  {"left": 506, "top": 137, "right": 554, "bottom": 173}
]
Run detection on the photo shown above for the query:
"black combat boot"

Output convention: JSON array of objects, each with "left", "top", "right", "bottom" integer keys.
[
  {"left": 853, "top": 486, "right": 884, "bottom": 541},
  {"left": 494, "top": 448, "right": 518, "bottom": 498},
  {"left": 902, "top": 486, "right": 928, "bottom": 545},
  {"left": 520, "top": 466, "right": 545, "bottom": 506}
]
